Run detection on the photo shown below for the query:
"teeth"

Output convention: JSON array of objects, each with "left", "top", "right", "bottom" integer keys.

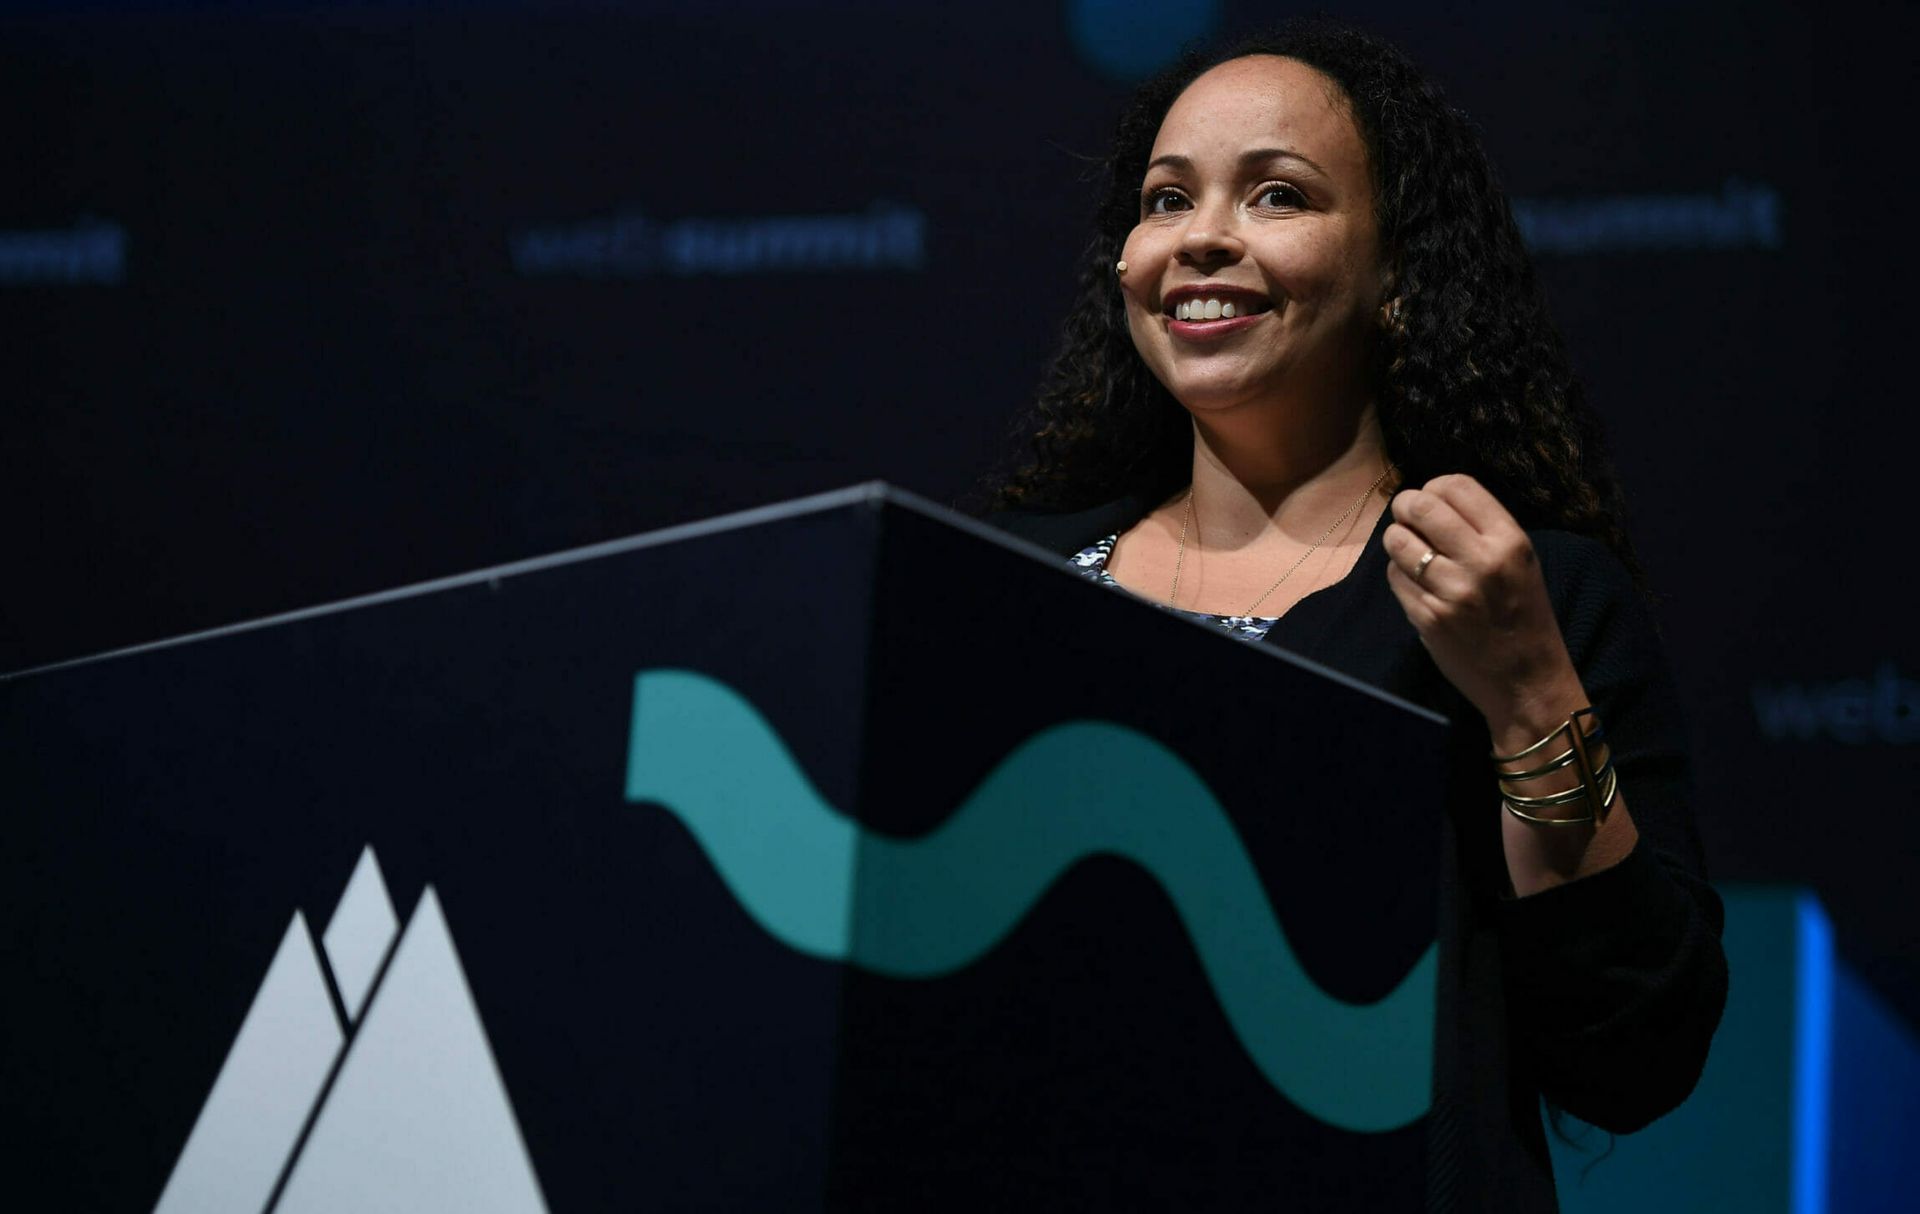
[{"left": 1174, "top": 298, "right": 1253, "bottom": 321}]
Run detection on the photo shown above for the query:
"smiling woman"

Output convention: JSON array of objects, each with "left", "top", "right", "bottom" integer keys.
[
  {"left": 1126, "top": 57, "right": 1386, "bottom": 438},
  {"left": 989, "top": 17, "right": 1726, "bottom": 1212}
]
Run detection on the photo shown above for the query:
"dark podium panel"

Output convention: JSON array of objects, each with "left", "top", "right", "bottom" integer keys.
[{"left": 2, "top": 484, "right": 1447, "bottom": 1211}]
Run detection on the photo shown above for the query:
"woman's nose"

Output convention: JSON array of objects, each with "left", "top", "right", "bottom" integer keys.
[{"left": 1178, "top": 204, "right": 1244, "bottom": 266}]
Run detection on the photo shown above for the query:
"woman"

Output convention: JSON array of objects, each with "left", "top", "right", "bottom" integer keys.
[{"left": 992, "top": 19, "right": 1727, "bottom": 1210}]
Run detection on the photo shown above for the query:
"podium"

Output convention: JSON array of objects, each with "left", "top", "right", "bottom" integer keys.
[{"left": 2, "top": 484, "right": 1449, "bottom": 1211}]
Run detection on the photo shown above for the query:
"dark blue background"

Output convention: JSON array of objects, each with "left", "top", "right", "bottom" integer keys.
[{"left": 4, "top": 0, "right": 1915, "bottom": 1028}]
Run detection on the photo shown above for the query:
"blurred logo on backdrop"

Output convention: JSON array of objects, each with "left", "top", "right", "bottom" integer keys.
[
  {"left": 510, "top": 202, "right": 926, "bottom": 278},
  {"left": 1753, "top": 665, "right": 1918, "bottom": 745},
  {"left": 1513, "top": 179, "right": 1781, "bottom": 255},
  {"left": 0, "top": 219, "right": 125, "bottom": 285},
  {"left": 1068, "top": 0, "right": 1221, "bottom": 81}
]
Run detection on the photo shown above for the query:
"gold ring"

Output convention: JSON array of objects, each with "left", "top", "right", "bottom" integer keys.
[{"left": 1414, "top": 549, "right": 1436, "bottom": 579}]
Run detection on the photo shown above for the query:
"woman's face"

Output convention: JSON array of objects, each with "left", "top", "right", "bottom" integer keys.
[{"left": 1120, "top": 55, "right": 1386, "bottom": 422}]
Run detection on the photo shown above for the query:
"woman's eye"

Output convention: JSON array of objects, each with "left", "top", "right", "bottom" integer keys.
[
  {"left": 1256, "top": 183, "right": 1306, "bottom": 208},
  {"left": 1144, "top": 188, "right": 1190, "bottom": 215}
]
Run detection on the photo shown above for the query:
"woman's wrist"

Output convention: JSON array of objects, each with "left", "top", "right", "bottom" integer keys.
[{"left": 1482, "top": 667, "right": 1590, "bottom": 757}]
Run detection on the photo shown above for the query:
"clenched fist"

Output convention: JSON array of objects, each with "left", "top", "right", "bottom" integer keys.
[{"left": 1381, "top": 474, "right": 1587, "bottom": 749}]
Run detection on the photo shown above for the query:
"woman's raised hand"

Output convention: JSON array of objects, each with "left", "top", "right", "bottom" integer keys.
[{"left": 1382, "top": 474, "right": 1587, "bottom": 743}]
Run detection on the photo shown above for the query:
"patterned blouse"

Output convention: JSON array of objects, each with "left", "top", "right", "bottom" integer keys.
[{"left": 1069, "top": 534, "right": 1279, "bottom": 642}]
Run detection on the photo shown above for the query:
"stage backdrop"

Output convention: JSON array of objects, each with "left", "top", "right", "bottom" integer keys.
[{"left": 4, "top": 0, "right": 1915, "bottom": 1042}]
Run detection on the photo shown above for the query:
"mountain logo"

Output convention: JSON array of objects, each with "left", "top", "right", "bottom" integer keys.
[{"left": 153, "top": 848, "right": 548, "bottom": 1214}]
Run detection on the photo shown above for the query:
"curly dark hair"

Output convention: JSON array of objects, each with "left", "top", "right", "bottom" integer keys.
[{"left": 992, "top": 17, "right": 1639, "bottom": 575}]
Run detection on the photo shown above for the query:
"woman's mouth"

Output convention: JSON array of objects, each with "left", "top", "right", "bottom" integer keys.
[{"left": 1164, "top": 291, "right": 1273, "bottom": 341}]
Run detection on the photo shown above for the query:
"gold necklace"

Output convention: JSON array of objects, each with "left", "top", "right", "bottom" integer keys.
[{"left": 1168, "top": 466, "right": 1393, "bottom": 615}]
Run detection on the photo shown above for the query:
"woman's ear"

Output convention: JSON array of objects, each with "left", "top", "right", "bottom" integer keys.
[{"left": 1376, "top": 262, "right": 1402, "bottom": 331}]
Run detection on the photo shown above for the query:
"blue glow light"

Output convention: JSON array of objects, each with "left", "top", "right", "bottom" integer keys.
[{"left": 1792, "top": 894, "right": 1833, "bottom": 1214}]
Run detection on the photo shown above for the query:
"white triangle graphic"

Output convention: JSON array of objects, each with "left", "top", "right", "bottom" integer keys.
[
  {"left": 154, "top": 853, "right": 549, "bottom": 1214},
  {"left": 276, "top": 888, "right": 549, "bottom": 1213},
  {"left": 321, "top": 846, "right": 399, "bottom": 1023},
  {"left": 154, "top": 913, "right": 343, "bottom": 1214}
]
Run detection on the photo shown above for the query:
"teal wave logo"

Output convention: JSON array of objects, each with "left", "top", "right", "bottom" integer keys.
[{"left": 623, "top": 669, "right": 1435, "bottom": 1132}]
